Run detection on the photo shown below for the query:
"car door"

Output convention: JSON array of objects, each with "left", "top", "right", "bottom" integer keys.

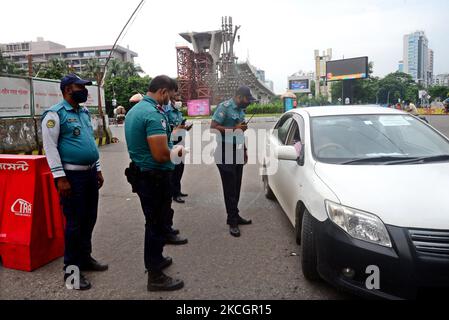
[
  {"left": 267, "top": 114, "right": 296, "bottom": 218},
  {"left": 277, "top": 115, "right": 307, "bottom": 220}
]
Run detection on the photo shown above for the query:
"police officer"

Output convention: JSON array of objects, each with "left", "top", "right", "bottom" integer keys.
[
  {"left": 42, "top": 74, "right": 108, "bottom": 291},
  {"left": 210, "top": 86, "right": 257, "bottom": 237},
  {"left": 164, "top": 97, "right": 192, "bottom": 204},
  {"left": 125, "top": 75, "right": 186, "bottom": 291}
]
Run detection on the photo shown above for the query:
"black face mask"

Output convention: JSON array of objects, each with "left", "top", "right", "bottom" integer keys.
[{"left": 71, "top": 89, "right": 89, "bottom": 104}]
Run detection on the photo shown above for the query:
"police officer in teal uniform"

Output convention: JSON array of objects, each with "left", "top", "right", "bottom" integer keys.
[
  {"left": 42, "top": 74, "right": 108, "bottom": 291},
  {"left": 211, "top": 86, "right": 257, "bottom": 238},
  {"left": 164, "top": 97, "right": 192, "bottom": 204},
  {"left": 125, "top": 76, "right": 185, "bottom": 292}
]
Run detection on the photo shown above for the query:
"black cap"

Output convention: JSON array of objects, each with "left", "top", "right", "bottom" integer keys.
[
  {"left": 236, "top": 86, "right": 258, "bottom": 103},
  {"left": 60, "top": 74, "right": 92, "bottom": 92}
]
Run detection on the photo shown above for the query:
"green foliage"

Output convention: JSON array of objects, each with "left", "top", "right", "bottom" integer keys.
[
  {"left": 246, "top": 102, "right": 284, "bottom": 114},
  {"left": 37, "top": 58, "right": 71, "bottom": 80},
  {"left": 0, "top": 55, "right": 26, "bottom": 76},
  {"left": 428, "top": 86, "right": 449, "bottom": 100},
  {"left": 103, "top": 75, "right": 152, "bottom": 116}
]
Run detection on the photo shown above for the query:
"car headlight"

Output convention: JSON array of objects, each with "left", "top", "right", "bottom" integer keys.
[{"left": 325, "top": 200, "right": 392, "bottom": 248}]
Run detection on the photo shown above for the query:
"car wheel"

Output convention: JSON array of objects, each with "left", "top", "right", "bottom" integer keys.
[
  {"left": 262, "top": 174, "right": 276, "bottom": 200},
  {"left": 301, "top": 209, "right": 320, "bottom": 281}
]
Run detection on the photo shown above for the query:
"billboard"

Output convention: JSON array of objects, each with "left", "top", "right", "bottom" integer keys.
[
  {"left": 33, "top": 80, "right": 62, "bottom": 116},
  {"left": 0, "top": 77, "right": 32, "bottom": 117},
  {"left": 288, "top": 77, "right": 311, "bottom": 94},
  {"left": 0, "top": 76, "right": 105, "bottom": 117},
  {"left": 326, "top": 57, "right": 369, "bottom": 81},
  {"left": 187, "top": 99, "right": 210, "bottom": 116}
]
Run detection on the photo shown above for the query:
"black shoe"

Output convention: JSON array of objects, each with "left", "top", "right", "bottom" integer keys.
[
  {"left": 147, "top": 271, "right": 184, "bottom": 292},
  {"left": 64, "top": 272, "right": 92, "bottom": 291},
  {"left": 80, "top": 257, "right": 109, "bottom": 272},
  {"left": 237, "top": 217, "right": 252, "bottom": 225},
  {"left": 179, "top": 192, "right": 189, "bottom": 197},
  {"left": 230, "top": 225, "right": 241, "bottom": 237},
  {"left": 173, "top": 196, "right": 185, "bottom": 204},
  {"left": 166, "top": 234, "right": 188, "bottom": 245},
  {"left": 156, "top": 257, "right": 173, "bottom": 270}
]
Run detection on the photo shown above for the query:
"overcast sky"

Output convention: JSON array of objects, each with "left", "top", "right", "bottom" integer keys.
[{"left": 1, "top": 0, "right": 448, "bottom": 93}]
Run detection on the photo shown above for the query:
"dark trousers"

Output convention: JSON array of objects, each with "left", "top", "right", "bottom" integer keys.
[
  {"left": 135, "top": 170, "right": 173, "bottom": 271},
  {"left": 215, "top": 142, "right": 245, "bottom": 226},
  {"left": 170, "top": 162, "right": 185, "bottom": 197},
  {"left": 217, "top": 164, "right": 244, "bottom": 226},
  {"left": 60, "top": 168, "right": 99, "bottom": 268}
]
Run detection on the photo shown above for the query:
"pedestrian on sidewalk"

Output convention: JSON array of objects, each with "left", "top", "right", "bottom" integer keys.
[{"left": 42, "top": 74, "right": 109, "bottom": 291}]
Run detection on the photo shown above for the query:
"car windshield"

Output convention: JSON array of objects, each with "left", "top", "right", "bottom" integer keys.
[{"left": 310, "top": 114, "right": 449, "bottom": 165}]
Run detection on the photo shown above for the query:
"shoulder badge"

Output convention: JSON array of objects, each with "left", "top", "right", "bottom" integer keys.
[{"left": 46, "top": 120, "right": 56, "bottom": 129}]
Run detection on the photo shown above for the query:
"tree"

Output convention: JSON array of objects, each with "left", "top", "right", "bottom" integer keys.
[
  {"left": 38, "top": 58, "right": 70, "bottom": 80},
  {"left": 377, "top": 72, "right": 420, "bottom": 104},
  {"left": 81, "top": 59, "right": 103, "bottom": 81},
  {"left": 103, "top": 75, "right": 152, "bottom": 116},
  {"left": 104, "top": 59, "right": 144, "bottom": 79},
  {"left": 428, "top": 86, "right": 449, "bottom": 101},
  {"left": 0, "top": 55, "right": 25, "bottom": 76}
]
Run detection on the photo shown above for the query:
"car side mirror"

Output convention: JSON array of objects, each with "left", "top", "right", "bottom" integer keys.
[{"left": 276, "top": 146, "right": 298, "bottom": 161}]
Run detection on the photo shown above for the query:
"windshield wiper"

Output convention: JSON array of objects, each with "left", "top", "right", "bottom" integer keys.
[
  {"left": 341, "top": 156, "right": 415, "bottom": 165},
  {"left": 385, "top": 155, "right": 449, "bottom": 165}
]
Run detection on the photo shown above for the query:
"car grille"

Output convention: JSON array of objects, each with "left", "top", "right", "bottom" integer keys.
[{"left": 409, "top": 229, "right": 449, "bottom": 259}]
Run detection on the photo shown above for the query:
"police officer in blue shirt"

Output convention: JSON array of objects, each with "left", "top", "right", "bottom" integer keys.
[
  {"left": 42, "top": 74, "right": 108, "bottom": 291},
  {"left": 125, "top": 76, "right": 186, "bottom": 292},
  {"left": 164, "top": 97, "right": 192, "bottom": 204},
  {"left": 211, "top": 86, "right": 257, "bottom": 237}
]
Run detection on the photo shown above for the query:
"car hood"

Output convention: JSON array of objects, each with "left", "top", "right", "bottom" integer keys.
[{"left": 314, "top": 162, "right": 449, "bottom": 229}]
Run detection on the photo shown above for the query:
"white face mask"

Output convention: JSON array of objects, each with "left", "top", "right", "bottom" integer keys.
[{"left": 174, "top": 101, "right": 183, "bottom": 110}]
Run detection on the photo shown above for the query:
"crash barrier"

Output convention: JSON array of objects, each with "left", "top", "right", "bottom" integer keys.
[
  {"left": 0, "top": 75, "right": 111, "bottom": 154},
  {"left": 417, "top": 108, "right": 446, "bottom": 115},
  {"left": 0, "top": 155, "right": 65, "bottom": 271}
]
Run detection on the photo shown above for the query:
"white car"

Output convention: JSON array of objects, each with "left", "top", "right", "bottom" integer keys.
[{"left": 262, "top": 105, "right": 449, "bottom": 299}]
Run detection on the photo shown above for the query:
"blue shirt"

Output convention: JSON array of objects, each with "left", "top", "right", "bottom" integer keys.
[
  {"left": 212, "top": 99, "right": 246, "bottom": 144},
  {"left": 125, "top": 96, "right": 174, "bottom": 171},
  {"left": 42, "top": 100, "right": 99, "bottom": 167}
]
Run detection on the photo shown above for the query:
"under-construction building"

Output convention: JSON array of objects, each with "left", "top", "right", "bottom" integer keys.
[{"left": 176, "top": 17, "right": 275, "bottom": 106}]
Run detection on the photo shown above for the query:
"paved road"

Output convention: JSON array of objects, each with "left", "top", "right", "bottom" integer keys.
[{"left": 1, "top": 115, "right": 448, "bottom": 300}]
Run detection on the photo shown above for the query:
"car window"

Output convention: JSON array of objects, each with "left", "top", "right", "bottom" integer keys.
[
  {"left": 311, "top": 114, "right": 449, "bottom": 164},
  {"left": 286, "top": 121, "right": 300, "bottom": 146},
  {"left": 277, "top": 118, "right": 294, "bottom": 145},
  {"left": 286, "top": 116, "right": 305, "bottom": 146}
]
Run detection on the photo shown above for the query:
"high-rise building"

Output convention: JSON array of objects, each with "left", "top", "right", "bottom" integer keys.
[
  {"left": 0, "top": 37, "right": 138, "bottom": 74},
  {"left": 314, "top": 48, "right": 332, "bottom": 101},
  {"left": 428, "top": 49, "right": 434, "bottom": 86},
  {"left": 402, "top": 31, "right": 433, "bottom": 87},
  {"left": 398, "top": 60, "right": 404, "bottom": 73}
]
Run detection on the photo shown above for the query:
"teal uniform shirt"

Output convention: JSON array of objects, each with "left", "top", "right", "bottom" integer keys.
[
  {"left": 212, "top": 98, "right": 246, "bottom": 145},
  {"left": 164, "top": 104, "right": 186, "bottom": 145},
  {"left": 125, "top": 96, "right": 174, "bottom": 171},
  {"left": 164, "top": 105, "right": 184, "bottom": 128},
  {"left": 42, "top": 100, "right": 99, "bottom": 166}
]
